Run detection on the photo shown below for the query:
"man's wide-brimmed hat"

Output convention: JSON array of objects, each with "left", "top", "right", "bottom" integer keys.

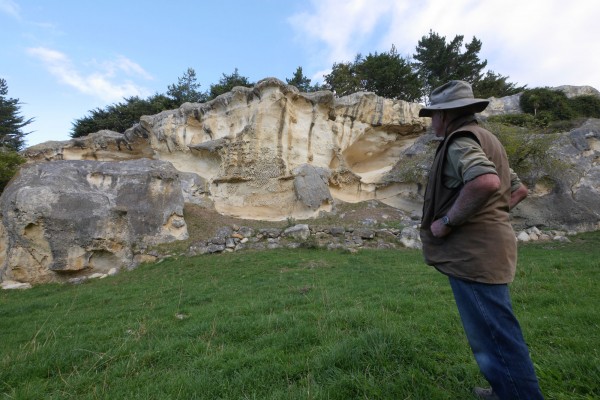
[{"left": 419, "top": 80, "right": 489, "bottom": 117}]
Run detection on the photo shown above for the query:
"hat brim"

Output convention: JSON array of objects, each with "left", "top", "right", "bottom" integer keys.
[{"left": 419, "top": 98, "right": 489, "bottom": 117}]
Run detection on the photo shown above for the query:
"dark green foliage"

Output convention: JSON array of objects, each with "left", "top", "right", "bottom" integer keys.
[
  {"left": 487, "top": 113, "right": 543, "bottom": 129},
  {"left": 0, "top": 78, "right": 33, "bottom": 151},
  {"left": 0, "top": 79, "right": 32, "bottom": 193},
  {"left": 71, "top": 68, "right": 206, "bottom": 138},
  {"left": 569, "top": 95, "right": 600, "bottom": 118},
  {"left": 208, "top": 68, "right": 254, "bottom": 100},
  {"left": 0, "top": 148, "right": 25, "bottom": 193},
  {"left": 356, "top": 45, "right": 422, "bottom": 101},
  {"left": 412, "top": 30, "right": 488, "bottom": 99},
  {"left": 323, "top": 58, "right": 362, "bottom": 96},
  {"left": 166, "top": 67, "right": 207, "bottom": 104},
  {"left": 324, "top": 46, "right": 421, "bottom": 101},
  {"left": 520, "top": 88, "right": 576, "bottom": 121},
  {"left": 71, "top": 94, "right": 176, "bottom": 138},
  {"left": 286, "top": 66, "right": 313, "bottom": 92},
  {"left": 520, "top": 88, "right": 600, "bottom": 124},
  {"left": 546, "top": 118, "right": 587, "bottom": 133},
  {"left": 472, "top": 70, "right": 526, "bottom": 98}
]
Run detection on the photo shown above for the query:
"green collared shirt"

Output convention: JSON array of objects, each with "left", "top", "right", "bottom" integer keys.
[{"left": 444, "top": 136, "right": 521, "bottom": 191}]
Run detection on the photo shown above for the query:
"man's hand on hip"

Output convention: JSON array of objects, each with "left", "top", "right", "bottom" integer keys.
[{"left": 431, "top": 218, "right": 452, "bottom": 238}]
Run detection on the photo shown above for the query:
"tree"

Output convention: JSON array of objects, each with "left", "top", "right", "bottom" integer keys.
[
  {"left": 413, "top": 30, "right": 488, "bottom": 100},
  {"left": 167, "top": 68, "right": 207, "bottom": 104},
  {"left": 0, "top": 78, "right": 33, "bottom": 151},
  {"left": 286, "top": 67, "right": 312, "bottom": 92},
  {"left": 356, "top": 45, "right": 421, "bottom": 101},
  {"left": 324, "top": 47, "right": 421, "bottom": 101},
  {"left": 71, "top": 68, "right": 208, "bottom": 138},
  {"left": 520, "top": 88, "right": 575, "bottom": 121},
  {"left": 71, "top": 94, "right": 175, "bottom": 138},
  {"left": 208, "top": 68, "right": 254, "bottom": 100},
  {"left": 323, "top": 58, "right": 362, "bottom": 96},
  {"left": 569, "top": 95, "right": 600, "bottom": 118},
  {"left": 0, "top": 78, "right": 31, "bottom": 193},
  {"left": 472, "top": 71, "right": 526, "bottom": 99}
]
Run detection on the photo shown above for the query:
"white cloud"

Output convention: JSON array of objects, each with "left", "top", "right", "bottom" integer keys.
[
  {"left": 291, "top": 0, "right": 600, "bottom": 90},
  {"left": 0, "top": 0, "right": 20, "bottom": 19},
  {"left": 289, "top": 0, "right": 396, "bottom": 64},
  {"left": 27, "top": 47, "right": 152, "bottom": 102}
]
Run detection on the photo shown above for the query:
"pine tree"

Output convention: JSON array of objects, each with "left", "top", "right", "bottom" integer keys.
[
  {"left": 0, "top": 78, "right": 30, "bottom": 193},
  {"left": 472, "top": 71, "right": 526, "bottom": 99},
  {"left": 0, "top": 78, "right": 33, "bottom": 151},
  {"left": 324, "top": 47, "right": 421, "bottom": 101},
  {"left": 356, "top": 45, "right": 422, "bottom": 101},
  {"left": 413, "top": 30, "right": 487, "bottom": 100},
  {"left": 167, "top": 68, "right": 207, "bottom": 104},
  {"left": 208, "top": 68, "right": 254, "bottom": 100},
  {"left": 286, "top": 67, "right": 312, "bottom": 92}
]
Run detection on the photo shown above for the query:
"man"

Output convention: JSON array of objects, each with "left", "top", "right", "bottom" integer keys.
[{"left": 419, "top": 80, "right": 543, "bottom": 399}]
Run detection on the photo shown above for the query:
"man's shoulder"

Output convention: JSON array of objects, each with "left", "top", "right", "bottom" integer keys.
[
  {"left": 449, "top": 123, "right": 497, "bottom": 146},
  {"left": 448, "top": 135, "right": 480, "bottom": 149}
]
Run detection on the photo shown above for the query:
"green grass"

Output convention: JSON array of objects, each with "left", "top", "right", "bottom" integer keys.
[{"left": 1, "top": 233, "right": 599, "bottom": 399}]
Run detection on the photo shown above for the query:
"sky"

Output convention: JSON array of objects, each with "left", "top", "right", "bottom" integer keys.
[{"left": 2, "top": 0, "right": 599, "bottom": 147}]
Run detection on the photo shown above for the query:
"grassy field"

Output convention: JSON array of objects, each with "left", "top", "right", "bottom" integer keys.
[{"left": 1, "top": 232, "right": 599, "bottom": 399}]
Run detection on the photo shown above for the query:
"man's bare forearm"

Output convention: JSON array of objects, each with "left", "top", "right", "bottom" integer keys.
[
  {"left": 430, "top": 173, "right": 500, "bottom": 238},
  {"left": 447, "top": 173, "right": 500, "bottom": 225}
]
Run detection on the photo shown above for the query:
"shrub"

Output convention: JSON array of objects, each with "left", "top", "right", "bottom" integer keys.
[
  {"left": 485, "top": 122, "right": 569, "bottom": 186},
  {"left": 547, "top": 118, "right": 586, "bottom": 133},
  {"left": 0, "top": 148, "right": 25, "bottom": 193},
  {"left": 569, "top": 95, "right": 600, "bottom": 118},
  {"left": 487, "top": 113, "right": 541, "bottom": 129},
  {"left": 520, "top": 88, "right": 576, "bottom": 121}
]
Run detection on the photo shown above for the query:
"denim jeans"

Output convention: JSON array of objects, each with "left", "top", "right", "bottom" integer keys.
[{"left": 449, "top": 277, "right": 544, "bottom": 399}]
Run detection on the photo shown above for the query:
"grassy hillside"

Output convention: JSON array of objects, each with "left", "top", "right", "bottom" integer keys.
[{"left": 1, "top": 232, "right": 599, "bottom": 399}]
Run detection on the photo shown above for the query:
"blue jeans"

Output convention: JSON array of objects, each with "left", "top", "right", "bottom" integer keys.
[{"left": 449, "top": 277, "right": 544, "bottom": 399}]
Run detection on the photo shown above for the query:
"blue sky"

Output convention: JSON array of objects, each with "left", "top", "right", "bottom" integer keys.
[{"left": 2, "top": 0, "right": 599, "bottom": 147}]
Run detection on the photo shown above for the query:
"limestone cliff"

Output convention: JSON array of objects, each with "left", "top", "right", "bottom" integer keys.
[
  {"left": 23, "top": 78, "right": 427, "bottom": 220},
  {"left": 25, "top": 79, "right": 427, "bottom": 220}
]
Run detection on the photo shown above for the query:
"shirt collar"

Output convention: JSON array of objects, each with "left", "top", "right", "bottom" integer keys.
[{"left": 445, "top": 114, "right": 478, "bottom": 136}]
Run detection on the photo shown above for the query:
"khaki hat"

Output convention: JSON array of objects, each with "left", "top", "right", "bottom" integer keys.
[{"left": 419, "top": 80, "right": 489, "bottom": 117}]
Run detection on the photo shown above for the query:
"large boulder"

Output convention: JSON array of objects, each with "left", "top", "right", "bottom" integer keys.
[
  {"left": 292, "top": 164, "right": 333, "bottom": 213},
  {"left": 0, "top": 159, "right": 187, "bottom": 284},
  {"left": 480, "top": 93, "right": 523, "bottom": 118}
]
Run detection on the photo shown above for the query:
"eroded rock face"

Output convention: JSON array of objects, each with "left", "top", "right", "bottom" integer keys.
[
  {"left": 22, "top": 78, "right": 427, "bottom": 220},
  {"left": 480, "top": 93, "right": 523, "bottom": 117},
  {"left": 0, "top": 159, "right": 186, "bottom": 284},
  {"left": 511, "top": 118, "right": 600, "bottom": 231},
  {"left": 143, "top": 81, "right": 426, "bottom": 219}
]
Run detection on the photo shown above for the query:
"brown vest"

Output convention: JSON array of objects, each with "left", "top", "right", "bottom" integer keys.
[{"left": 420, "top": 121, "right": 517, "bottom": 284}]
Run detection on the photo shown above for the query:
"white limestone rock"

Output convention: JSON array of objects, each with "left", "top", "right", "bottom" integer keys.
[
  {"left": 1, "top": 280, "right": 32, "bottom": 290},
  {"left": 517, "top": 231, "right": 531, "bottom": 242}
]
